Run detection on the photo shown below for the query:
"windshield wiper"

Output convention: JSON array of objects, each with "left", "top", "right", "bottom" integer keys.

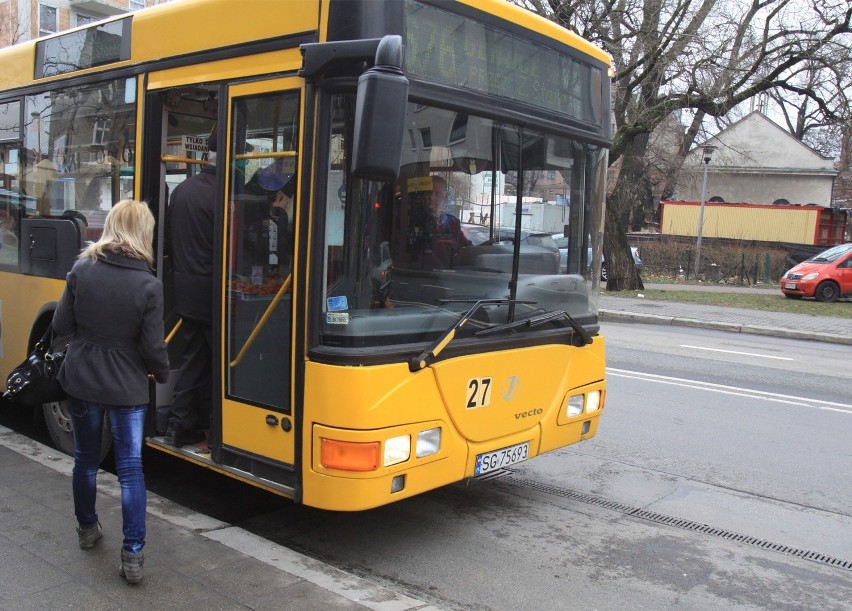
[
  {"left": 408, "top": 298, "right": 534, "bottom": 372},
  {"left": 475, "top": 309, "right": 593, "bottom": 346}
]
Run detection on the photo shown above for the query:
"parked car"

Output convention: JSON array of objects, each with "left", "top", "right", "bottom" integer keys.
[
  {"left": 463, "top": 225, "right": 557, "bottom": 249},
  {"left": 549, "top": 233, "right": 641, "bottom": 280},
  {"left": 601, "top": 246, "right": 642, "bottom": 282},
  {"left": 550, "top": 233, "right": 570, "bottom": 271},
  {"left": 780, "top": 243, "right": 852, "bottom": 302},
  {"left": 459, "top": 224, "right": 560, "bottom": 274}
]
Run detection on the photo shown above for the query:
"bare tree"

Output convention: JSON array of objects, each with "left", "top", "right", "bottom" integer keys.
[
  {"left": 514, "top": 0, "right": 852, "bottom": 290},
  {"left": 505, "top": 169, "right": 545, "bottom": 198},
  {"left": 0, "top": 1, "right": 27, "bottom": 46},
  {"left": 768, "top": 54, "right": 851, "bottom": 157}
]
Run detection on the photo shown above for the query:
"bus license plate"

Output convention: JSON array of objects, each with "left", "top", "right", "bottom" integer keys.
[
  {"left": 784, "top": 282, "right": 797, "bottom": 289},
  {"left": 475, "top": 442, "right": 529, "bottom": 476}
]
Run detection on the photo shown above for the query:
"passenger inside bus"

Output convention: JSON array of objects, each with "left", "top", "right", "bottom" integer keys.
[
  {"left": 163, "top": 128, "right": 217, "bottom": 448},
  {"left": 243, "top": 162, "right": 295, "bottom": 269}
]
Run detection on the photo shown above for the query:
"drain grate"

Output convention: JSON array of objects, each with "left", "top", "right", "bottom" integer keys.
[{"left": 502, "top": 474, "right": 852, "bottom": 571}]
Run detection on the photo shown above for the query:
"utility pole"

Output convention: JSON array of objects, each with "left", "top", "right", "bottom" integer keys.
[{"left": 693, "top": 145, "right": 716, "bottom": 279}]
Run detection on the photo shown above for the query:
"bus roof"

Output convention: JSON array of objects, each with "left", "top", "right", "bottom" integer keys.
[
  {"left": 0, "top": 0, "right": 610, "bottom": 92},
  {"left": 461, "top": 0, "right": 610, "bottom": 65}
]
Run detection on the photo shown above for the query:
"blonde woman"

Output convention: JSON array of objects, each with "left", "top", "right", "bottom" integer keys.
[{"left": 52, "top": 199, "right": 169, "bottom": 584}]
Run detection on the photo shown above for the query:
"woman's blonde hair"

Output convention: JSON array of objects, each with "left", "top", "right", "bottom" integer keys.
[{"left": 79, "top": 199, "right": 155, "bottom": 266}]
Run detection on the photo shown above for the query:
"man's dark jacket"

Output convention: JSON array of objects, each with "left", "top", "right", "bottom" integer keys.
[{"left": 167, "top": 164, "right": 216, "bottom": 322}]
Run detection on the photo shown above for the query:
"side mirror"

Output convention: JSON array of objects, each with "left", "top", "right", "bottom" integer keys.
[{"left": 351, "top": 35, "right": 408, "bottom": 182}]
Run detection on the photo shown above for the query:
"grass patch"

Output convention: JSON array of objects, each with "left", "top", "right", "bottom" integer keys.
[{"left": 605, "top": 288, "right": 852, "bottom": 319}]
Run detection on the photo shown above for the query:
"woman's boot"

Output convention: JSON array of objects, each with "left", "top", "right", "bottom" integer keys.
[{"left": 119, "top": 549, "right": 144, "bottom": 584}]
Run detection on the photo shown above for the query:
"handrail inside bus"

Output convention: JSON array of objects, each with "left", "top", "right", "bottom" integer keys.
[
  {"left": 165, "top": 319, "right": 182, "bottom": 344},
  {"left": 234, "top": 151, "right": 297, "bottom": 161},
  {"left": 229, "top": 274, "right": 292, "bottom": 368},
  {"left": 160, "top": 155, "right": 208, "bottom": 165}
]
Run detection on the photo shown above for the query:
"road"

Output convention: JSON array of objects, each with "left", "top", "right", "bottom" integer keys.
[
  {"left": 3, "top": 323, "right": 850, "bottom": 609},
  {"left": 602, "top": 321, "right": 851, "bottom": 517}
]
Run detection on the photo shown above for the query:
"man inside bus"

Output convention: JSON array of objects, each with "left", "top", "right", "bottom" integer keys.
[
  {"left": 408, "top": 175, "right": 470, "bottom": 268},
  {"left": 163, "top": 129, "right": 217, "bottom": 447},
  {"left": 244, "top": 161, "right": 296, "bottom": 269}
]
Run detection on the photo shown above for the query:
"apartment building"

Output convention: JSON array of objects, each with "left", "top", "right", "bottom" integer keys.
[{"left": 1, "top": 0, "right": 169, "bottom": 47}]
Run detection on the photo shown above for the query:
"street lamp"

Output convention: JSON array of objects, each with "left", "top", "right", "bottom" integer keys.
[{"left": 693, "top": 145, "right": 716, "bottom": 278}]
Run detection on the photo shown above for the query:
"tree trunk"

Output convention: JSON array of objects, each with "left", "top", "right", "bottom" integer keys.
[
  {"left": 604, "top": 139, "right": 647, "bottom": 291},
  {"left": 603, "top": 205, "right": 645, "bottom": 291}
]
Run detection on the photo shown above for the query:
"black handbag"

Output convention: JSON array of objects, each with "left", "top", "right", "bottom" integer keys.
[{"left": 3, "top": 327, "right": 67, "bottom": 405}]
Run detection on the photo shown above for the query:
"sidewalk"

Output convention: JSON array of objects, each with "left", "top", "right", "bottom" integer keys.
[
  {"left": 0, "top": 427, "right": 436, "bottom": 611},
  {"left": 599, "top": 284, "right": 852, "bottom": 345}
]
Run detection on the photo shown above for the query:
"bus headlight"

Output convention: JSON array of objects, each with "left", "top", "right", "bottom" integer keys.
[
  {"left": 567, "top": 391, "right": 601, "bottom": 417},
  {"left": 384, "top": 434, "right": 411, "bottom": 466},
  {"left": 567, "top": 394, "right": 584, "bottom": 417},
  {"left": 416, "top": 427, "right": 441, "bottom": 458},
  {"left": 586, "top": 390, "right": 601, "bottom": 411}
]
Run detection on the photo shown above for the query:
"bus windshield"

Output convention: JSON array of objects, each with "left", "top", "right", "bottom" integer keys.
[{"left": 319, "top": 96, "right": 605, "bottom": 349}]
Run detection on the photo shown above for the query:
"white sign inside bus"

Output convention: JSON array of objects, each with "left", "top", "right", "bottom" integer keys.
[{"left": 183, "top": 136, "right": 209, "bottom": 153}]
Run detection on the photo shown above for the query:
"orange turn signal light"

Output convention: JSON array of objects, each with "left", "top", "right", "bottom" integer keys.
[{"left": 320, "top": 439, "right": 380, "bottom": 472}]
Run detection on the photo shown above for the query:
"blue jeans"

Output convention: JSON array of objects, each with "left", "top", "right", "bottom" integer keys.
[{"left": 69, "top": 397, "right": 147, "bottom": 554}]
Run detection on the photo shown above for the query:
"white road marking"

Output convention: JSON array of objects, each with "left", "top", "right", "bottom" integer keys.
[
  {"left": 607, "top": 368, "right": 852, "bottom": 414},
  {"left": 679, "top": 344, "right": 794, "bottom": 361}
]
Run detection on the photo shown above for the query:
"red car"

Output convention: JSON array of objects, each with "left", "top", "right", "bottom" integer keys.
[{"left": 780, "top": 243, "right": 852, "bottom": 302}]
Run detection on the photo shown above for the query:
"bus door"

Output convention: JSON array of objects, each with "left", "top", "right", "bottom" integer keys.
[
  {"left": 220, "top": 80, "right": 301, "bottom": 479},
  {"left": 143, "top": 82, "right": 220, "bottom": 438}
]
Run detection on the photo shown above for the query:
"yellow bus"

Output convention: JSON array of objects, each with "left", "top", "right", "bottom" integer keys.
[{"left": 0, "top": 0, "right": 610, "bottom": 510}]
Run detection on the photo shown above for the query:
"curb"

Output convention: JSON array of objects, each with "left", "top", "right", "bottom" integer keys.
[{"left": 599, "top": 310, "right": 852, "bottom": 346}]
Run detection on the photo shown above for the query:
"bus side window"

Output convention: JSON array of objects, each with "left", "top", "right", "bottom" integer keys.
[
  {"left": 0, "top": 143, "right": 24, "bottom": 270},
  {"left": 20, "top": 77, "right": 137, "bottom": 251}
]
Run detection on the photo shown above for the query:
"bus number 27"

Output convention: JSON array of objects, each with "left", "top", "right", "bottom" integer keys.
[{"left": 466, "top": 377, "right": 492, "bottom": 409}]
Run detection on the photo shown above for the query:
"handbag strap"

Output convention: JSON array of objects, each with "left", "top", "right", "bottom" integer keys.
[{"left": 34, "top": 326, "right": 56, "bottom": 352}]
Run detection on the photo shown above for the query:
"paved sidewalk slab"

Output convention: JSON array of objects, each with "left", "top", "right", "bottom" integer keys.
[{"left": 0, "top": 427, "right": 437, "bottom": 611}]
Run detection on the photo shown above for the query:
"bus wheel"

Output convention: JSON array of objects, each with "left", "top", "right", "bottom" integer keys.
[{"left": 42, "top": 400, "right": 112, "bottom": 462}]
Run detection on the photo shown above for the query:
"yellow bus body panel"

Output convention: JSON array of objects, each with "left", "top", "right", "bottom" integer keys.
[
  {"left": 146, "top": 49, "right": 304, "bottom": 91},
  {"left": 131, "top": 0, "right": 321, "bottom": 62},
  {"left": 301, "top": 338, "right": 606, "bottom": 510},
  {"left": 0, "top": 44, "right": 33, "bottom": 89},
  {"left": 221, "top": 400, "right": 295, "bottom": 465},
  {"left": 0, "top": 273, "right": 65, "bottom": 380}
]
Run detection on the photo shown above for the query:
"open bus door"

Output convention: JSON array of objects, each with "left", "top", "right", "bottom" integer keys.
[
  {"left": 143, "top": 76, "right": 301, "bottom": 497},
  {"left": 217, "top": 80, "right": 301, "bottom": 489},
  {"left": 142, "top": 80, "right": 220, "bottom": 454}
]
